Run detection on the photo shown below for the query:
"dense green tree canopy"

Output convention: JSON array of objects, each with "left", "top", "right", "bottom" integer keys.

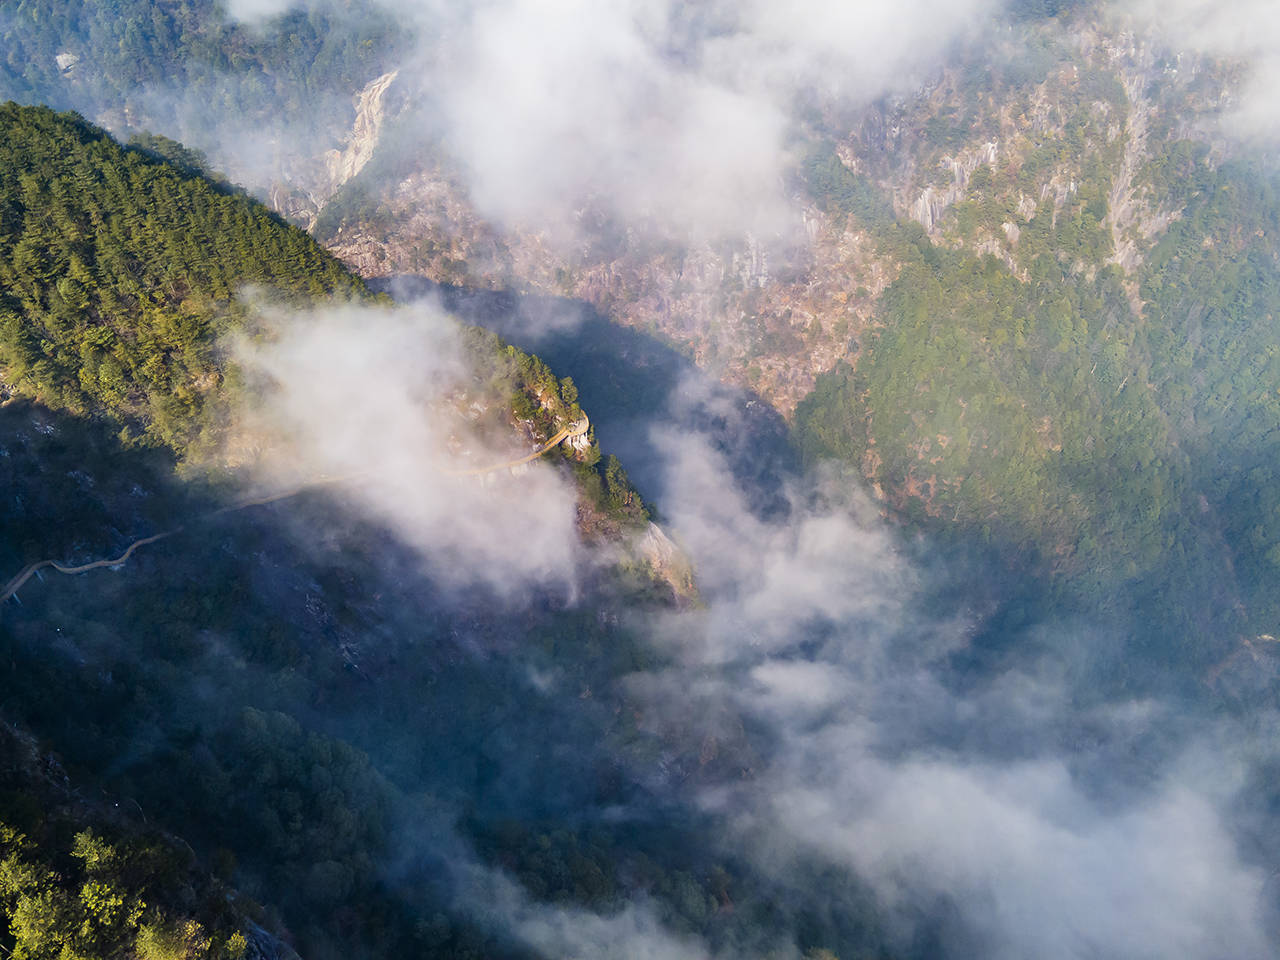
[{"left": 0, "top": 102, "right": 365, "bottom": 451}]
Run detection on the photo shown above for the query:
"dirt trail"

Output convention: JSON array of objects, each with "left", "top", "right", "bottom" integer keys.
[
  {"left": 0, "top": 415, "right": 590, "bottom": 605},
  {"left": 0, "top": 532, "right": 177, "bottom": 603},
  {"left": 441, "top": 416, "right": 589, "bottom": 477}
]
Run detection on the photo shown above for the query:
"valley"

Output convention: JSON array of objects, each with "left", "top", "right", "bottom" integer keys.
[{"left": 0, "top": 2, "right": 1278, "bottom": 959}]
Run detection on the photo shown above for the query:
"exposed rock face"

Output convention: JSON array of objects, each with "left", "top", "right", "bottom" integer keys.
[
  {"left": 1099, "top": 42, "right": 1199, "bottom": 310},
  {"left": 244, "top": 922, "right": 302, "bottom": 960},
  {"left": 310, "top": 18, "right": 1241, "bottom": 429},
  {"left": 325, "top": 166, "right": 895, "bottom": 418},
  {"left": 908, "top": 140, "right": 999, "bottom": 231},
  {"left": 635, "top": 522, "right": 697, "bottom": 604},
  {"left": 324, "top": 70, "right": 399, "bottom": 197},
  {"left": 259, "top": 70, "right": 401, "bottom": 229}
]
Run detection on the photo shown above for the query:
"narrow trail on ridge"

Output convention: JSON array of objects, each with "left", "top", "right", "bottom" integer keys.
[
  {"left": 439, "top": 417, "right": 588, "bottom": 477},
  {"left": 0, "top": 415, "right": 590, "bottom": 606}
]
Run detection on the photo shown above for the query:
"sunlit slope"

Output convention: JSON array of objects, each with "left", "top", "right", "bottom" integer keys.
[{"left": 0, "top": 102, "right": 366, "bottom": 451}]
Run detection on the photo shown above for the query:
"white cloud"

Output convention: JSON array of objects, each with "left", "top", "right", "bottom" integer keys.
[
  {"left": 634, "top": 423, "right": 1274, "bottom": 959},
  {"left": 211, "top": 0, "right": 997, "bottom": 240},
  {"left": 231, "top": 299, "right": 585, "bottom": 598},
  {"left": 222, "top": 0, "right": 299, "bottom": 22},
  {"left": 432, "top": 0, "right": 999, "bottom": 237},
  {"left": 1122, "top": 0, "right": 1280, "bottom": 141}
]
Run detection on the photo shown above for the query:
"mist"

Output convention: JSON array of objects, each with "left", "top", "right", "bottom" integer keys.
[
  {"left": 418, "top": 0, "right": 999, "bottom": 239},
  {"left": 456, "top": 862, "right": 715, "bottom": 960},
  {"left": 2, "top": 1, "right": 1278, "bottom": 957},
  {"left": 230, "top": 299, "right": 585, "bottom": 600},
  {"left": 620, "top": 425, "right": 1274, "bottom": 959},
  {"left": 276, "top": 286, "right": 1276, "bottom": 957},
  {"left": 1120, "top": 0, "right": 1280, "bottom": 142},
  {"left": 152, "top": 0, "right": 1001, "bottom": 241},
  {"left": 212, "top": 267, "right": 1280, "bottom": 958}
]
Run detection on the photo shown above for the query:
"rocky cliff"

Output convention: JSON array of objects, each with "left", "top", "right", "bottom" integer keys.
[
  {"left": 311, "top": 15, "right": 1240, "bottom": 428},
  {"left": 267, "top": 70, "right": 402, "bottom": 228}
]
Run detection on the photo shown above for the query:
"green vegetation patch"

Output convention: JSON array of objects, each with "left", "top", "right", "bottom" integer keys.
[{"left": 0, "top": 102, "right": 365, "bottom": 453}]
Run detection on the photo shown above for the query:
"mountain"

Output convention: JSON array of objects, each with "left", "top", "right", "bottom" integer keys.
[
  {"left": 0, "top": 717, "right": 271, "bottom": 960},
  {"left": 0, "top": 0, "right": 405, "bottom": 211},
  {"left": 0, "top": 101, "right": 364, "bottom": 453},
  {"left": 0, "top": 103, "right": 649, "bottom": 533},
  {"left": 0, "top": 106, "right": 735, "bottom": 960},
  {"left": 3, "top": 2, "right": 1280, "bottom": 959},
  {"left": 306, "top": 8, "right": 1280, "bottom": 686}
]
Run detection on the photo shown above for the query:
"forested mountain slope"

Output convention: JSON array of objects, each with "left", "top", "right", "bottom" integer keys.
[
  {"left": 0, "top": 0, "right": 397, "bottom": 112},
  {"left": 0, "top": 0, "right": 404, "bottom": 208},
  {"left": 303, "top": 6, "right": 1280, "bottom": 686},
  {"left": 0, "top": 103, "right": 647, "bottom": 537},
  {"left": 792, "top": 44, "right": 1280, "bottom": 672},
  {"left": 0, "top": 102, "right": 364, "bottom": 452},
  {"left": 3, "top": 3, "right": 1280, "bottom": 958},
  {"left": 0, "top": 107, "right": 719, "bottom": 960},
  {"left": 0, "top": 719, "right": 268, "bottom": 960}
]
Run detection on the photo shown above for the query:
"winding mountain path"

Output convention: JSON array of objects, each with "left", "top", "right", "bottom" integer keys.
[
  {"left": 441, "top": 416, "right": 589, "bottom": 476},
  {"left": 0, "top": 532, "right": 177, "bottom": 603},
  {"left": 0, "top": 415, "right": 590, "bottom": 605}
]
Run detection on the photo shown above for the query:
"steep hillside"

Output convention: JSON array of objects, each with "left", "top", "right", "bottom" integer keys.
[
  {"left": 0, "top": 720, "right": 273, "bottom": 960},
  {"left": 0, "top": 104, "right": 652, "bottom": 544},
  {"left": 305, "top": 8, "right": 1280, "bottom": 674},
  {"left": 314, "top": 13, "right": 1219, "bottom": 417},
  {"left": 0, "top": 0, "right": 404, "bottom": 210},
  {"left": 0, "top": 107, "right": 729, "bottom": 960},
  {"left": 5, "top": 4, "right": 1280, "bottom": 958},
  {"left": 793, "top": 23, "right": 1280, "bottom": 654},
  {"left": 0, "top": 102, "right": 365, "bottom": 452}
]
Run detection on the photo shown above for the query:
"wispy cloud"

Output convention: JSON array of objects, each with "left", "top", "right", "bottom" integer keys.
[
  {"left": 627, "top": 425, "right": 1274, "bottom": 959},
  {"left": 230, "top": 299, "right": 585, "bottom": 599},
  {"left": 219, "top": 0, "right": 999, "bottom": 239},
  {"left": 1121, "top": 0, "right": 1280, "bottom": 142},
  {"left": 456, "top": 861, "right": 716, "bottom": 960}
]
